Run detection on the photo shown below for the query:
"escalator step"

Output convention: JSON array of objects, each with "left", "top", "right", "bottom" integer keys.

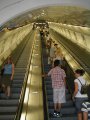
[
  {"left": 49, "top": 107, "right": 76, "bottom": 114},
  {"left": 13, "top": 80, "right": 23, "bottom": 84},
  {"left": 13, "top": 76, "right": 24, "bottom": 79},
  {"left": 0, "top": 115, "right": 15, "bottom": 120},
  {"left": 0, "top": 100, "right": 19, "bottom": 106},
  {"left": 0, "top": 106, "right": 17, "bottom": 113},
  {"left": 48, "top": 100, "right": 74, "bottom": 108},
  {"left": 12, "top": 84, "right": 23, "bottom": 87},
  {"left": 0, "top": 93, "right": 20, "bottom": 99},
  {"left": 11, "top": 88, "right": 21, "bottom": 93},
  {"left": 50, "top": 116, "right": 77, "bottom": 120}
]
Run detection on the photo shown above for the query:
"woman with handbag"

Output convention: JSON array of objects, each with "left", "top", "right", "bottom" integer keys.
[{"left": 73, "top": 69, "right": 88, "bottom": 120}]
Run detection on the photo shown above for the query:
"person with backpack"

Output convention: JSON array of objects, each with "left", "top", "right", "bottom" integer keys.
[{"left": 73, "top": 69, "right": 88, "bottom": 120}]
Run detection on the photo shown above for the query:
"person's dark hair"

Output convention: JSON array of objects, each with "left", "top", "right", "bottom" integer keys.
[
  {"left": 54, "top": 60, "right": 60, "bottom": 67},
  {"left": 54, "top": 44, "right": 58, "bottom": 46},
  {"left": 75, "top": 69, "right": 85, "bottom": 76}
]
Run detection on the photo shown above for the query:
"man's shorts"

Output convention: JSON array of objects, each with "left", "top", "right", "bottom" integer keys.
[{"left": 53, "top": 86, "right": 66, "bottom": 104}]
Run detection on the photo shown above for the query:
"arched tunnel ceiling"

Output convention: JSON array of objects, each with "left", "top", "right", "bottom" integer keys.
[{"left": 0, "top": 0, "right": 90, "bottom": 28}]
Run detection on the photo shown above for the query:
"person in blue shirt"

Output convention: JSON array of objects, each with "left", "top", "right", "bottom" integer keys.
[{"left": 2, "top": 56, "right": 14, "bottom": 98}]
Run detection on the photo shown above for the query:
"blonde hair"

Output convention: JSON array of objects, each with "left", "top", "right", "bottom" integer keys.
[
  {"left": 56, "top": 48, "right": 61, "bottom": 55},
  {"left": 55, "top": 48, "right": 64, "bottom": 59}
]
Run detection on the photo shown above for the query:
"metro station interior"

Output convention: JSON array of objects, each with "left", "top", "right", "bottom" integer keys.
[{"left": 0, "top": 0, "right": 90, "bottom": 120}]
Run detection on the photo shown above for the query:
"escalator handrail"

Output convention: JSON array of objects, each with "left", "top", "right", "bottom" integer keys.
[
  {"left": 41, "top": 36, "right": 49, "bottom": 120},
  {"left": 61, "top": 58, "right": 75, "bottom": 96}
]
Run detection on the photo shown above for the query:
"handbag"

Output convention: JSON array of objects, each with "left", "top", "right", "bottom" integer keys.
[{"left": 1, "top": 68, "right": 4, "bottom": 76}]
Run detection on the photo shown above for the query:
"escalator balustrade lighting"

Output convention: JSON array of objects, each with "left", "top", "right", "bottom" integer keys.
[
  {"left": 34, "top": 53, "right": 39, "bottom": 55},
  {"left": 27, "top": 73, "right": 31, "bottom": 84},
  {"left": 20, "top": 63, "right": 33, "bottom": 120},
  {"left": 31, "top": 91, "right": 38, "bottom": 94},
  {"left": 32, "top": 65, "right": 40, "bottom": 67},
  {"left": 24, "top": 87, "right": 29, "bottom": 104},
  {"left": 20, "top": 112, "right": 26, "bottom": 120}
]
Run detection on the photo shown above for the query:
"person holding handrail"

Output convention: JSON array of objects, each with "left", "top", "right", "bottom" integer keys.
[{"left": 44, "top": 60, "right": 66, "bottom": 117}]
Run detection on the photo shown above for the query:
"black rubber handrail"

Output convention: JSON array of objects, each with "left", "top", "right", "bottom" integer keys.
[
  {"left": 41, "top": 36, "right": 49, "bottom": 120},
  {"left": 65, "top": 60, "right": 75, "bottom": 96}
]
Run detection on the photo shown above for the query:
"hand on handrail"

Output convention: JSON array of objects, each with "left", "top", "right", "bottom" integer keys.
[{"left": 42, "top": 73, "right": 47, "bottom": 78}]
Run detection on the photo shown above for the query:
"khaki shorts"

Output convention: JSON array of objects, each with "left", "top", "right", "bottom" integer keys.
[{"left": 53, "top": 86, "right": 66, "bottom": 104}]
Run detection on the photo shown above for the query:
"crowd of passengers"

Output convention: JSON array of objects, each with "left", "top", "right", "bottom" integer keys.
[
  {"left": 40, "top": 28, "right": 90, "bottom": 120},
  {"left": 0, "top": 28, "right": 89, "bottom": 120}
]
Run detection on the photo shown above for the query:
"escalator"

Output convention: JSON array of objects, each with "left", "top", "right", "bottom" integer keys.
[
  {"left": 50, "top": 29, "right": 90, "bottom": 74},
  {"left": 41, "top": 37, "right": 77, "bottom": 120},
  {"left": 0, "top": 30, "right": 35, "bottom": 120}
]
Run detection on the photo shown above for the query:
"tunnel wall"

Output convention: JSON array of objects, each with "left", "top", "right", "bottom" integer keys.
[
  {"left": 0, "top": 24, "right": 32, "bottom": 65},
  {"left": 49, "top": 22, "right": 90, "bottom": 52}
]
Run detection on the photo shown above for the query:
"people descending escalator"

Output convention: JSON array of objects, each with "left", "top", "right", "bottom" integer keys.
[{"left": 1, "top": 56, "right": 14, "bottom": 99}]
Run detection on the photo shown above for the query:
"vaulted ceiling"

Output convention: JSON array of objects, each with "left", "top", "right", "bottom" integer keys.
[{"left": 0, "top": 0, "right": 90, "bottom": 28}]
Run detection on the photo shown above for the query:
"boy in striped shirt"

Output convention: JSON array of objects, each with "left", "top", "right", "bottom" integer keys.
[
  {"left": 82, "top": 102, "right": 90, "bottom": 120},
  {"left": 81, "top": 87, "right": 90, "bottom": 120}
]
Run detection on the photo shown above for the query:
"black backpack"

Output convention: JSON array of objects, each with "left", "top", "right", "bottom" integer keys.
[{"left": 78, "top": 78, "right": 90, "bottom": 98}]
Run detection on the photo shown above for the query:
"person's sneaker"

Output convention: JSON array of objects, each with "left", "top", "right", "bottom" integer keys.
[
  {"left": 56, "top": 113, "right": 60, "bottom": 117},
  {"left": 53, "top": 112, "right": 57, "bottom": 117},
  {"left": 57, "top": 112, "right": 62, "bottom": 117}
]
